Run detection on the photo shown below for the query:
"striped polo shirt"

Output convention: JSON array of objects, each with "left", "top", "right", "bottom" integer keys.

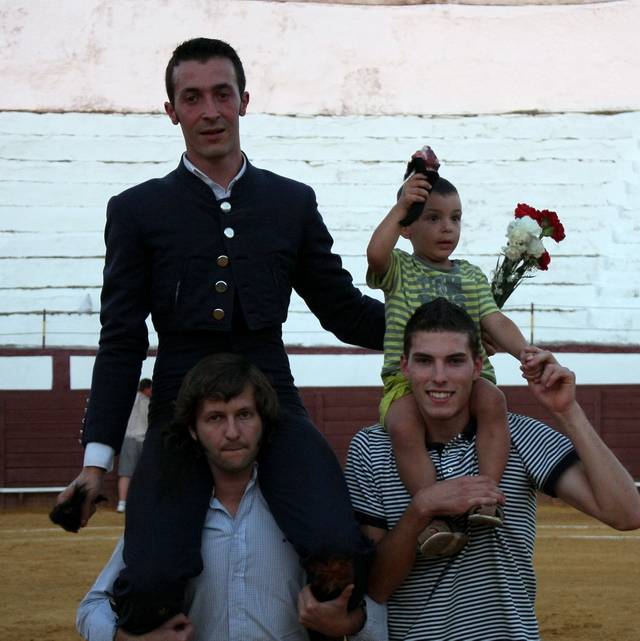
[
  {"left": 345, "top": 415, "right": 578, "bottom": 641},
  {"left": 367, "top": 249, "right": 500, "bottom": 383}
]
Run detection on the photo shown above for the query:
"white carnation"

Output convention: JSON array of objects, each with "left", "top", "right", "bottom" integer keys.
[
  {"left": 503, "top": 244, "right": 522, "bottom": 260},
  {"left": 506, "top": 217, "right": 540, "bottom": 245},
  {"left": 526, "top": 237, "right": 545, "bottom": 258}
]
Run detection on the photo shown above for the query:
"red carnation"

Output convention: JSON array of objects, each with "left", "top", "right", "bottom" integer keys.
[
  {"left": 538, "top": 251, "right": 551, "bottom": 271},
  {"left": 492, "top": 203, "right": 565, "bottom": 307},
  {"left": 539, "top": 209, "right": 565, "bottom": 242},
  {"left": 514, "top": 203, "right": 539, "bottom": 221},
  {"left": 515, "top": 203, "right": 565, "bottom": 243}
]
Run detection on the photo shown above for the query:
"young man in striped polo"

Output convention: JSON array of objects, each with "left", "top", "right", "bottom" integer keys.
[{"left": 345, "top": 297, "right": 640, "bottom": 641}]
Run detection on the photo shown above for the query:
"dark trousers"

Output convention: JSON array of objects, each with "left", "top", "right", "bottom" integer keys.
[{"left": 112, "top": 329, "right": 374, "bottom": 633}]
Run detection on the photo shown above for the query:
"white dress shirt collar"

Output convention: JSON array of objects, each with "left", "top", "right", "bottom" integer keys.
[{"left": 182, "top": 153, "right": 247, "bottom": 199}]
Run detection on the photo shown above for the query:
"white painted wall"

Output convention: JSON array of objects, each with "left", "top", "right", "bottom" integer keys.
[
  {"left": 0, "top": 356, "right": 52, "bottom": 390},
  {"left": 1, "top": 110, "right": 638, "bottom": 351}
]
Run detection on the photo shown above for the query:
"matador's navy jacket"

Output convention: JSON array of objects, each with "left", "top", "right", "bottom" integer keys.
[{"left": 82, "top": 158, "right": 385, "bottom": 451}]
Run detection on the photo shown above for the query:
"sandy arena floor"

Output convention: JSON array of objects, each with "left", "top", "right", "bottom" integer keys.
[{"left": 0, "top": 504, "right": 638, "bottom": 641}]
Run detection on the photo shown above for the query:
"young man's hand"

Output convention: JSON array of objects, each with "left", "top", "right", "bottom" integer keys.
[
  {"left": 115, "top": 614, "right": 194, "bottom": 641},
  {"left": 298, "top": 583, "right": 365, "bottom": 637},
  {"left": 412, "top": 475, "right": 505, "bottom": 521},
  {"left": 522, "top": 349, "right": 577, "bottom": 418},
  {"left": 519, "top": 345, "right": 548, "bottom": 383},
  {"left": 53, "top": 466, "right": 106, "bottom": 530}
]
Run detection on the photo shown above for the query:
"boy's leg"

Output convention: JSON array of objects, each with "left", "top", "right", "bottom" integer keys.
[
  {"left": 111, "top": 404, "right": 213, "bottom": 634},
  {"left": 231, "top": 326, "right": 375, "bottom": 607},
  {"left": 386, "top": 392, "right": 470, "bottom": 557},
  {"left": 257, "top": 409, "right": 374, "bottom": 610},
  {"left": 470, "top": 378, "right": 510, "bottom": 482},
  {"left": 468, "top": 377, "right": 510, "bottom": 525},
  {"left": 386, "top": 392, "right": 437, "bottom": 496}
]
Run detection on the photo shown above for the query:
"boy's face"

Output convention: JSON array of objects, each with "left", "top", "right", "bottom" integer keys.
[{"left": 401, "top": 192, "right": 461, "bottom": 268}]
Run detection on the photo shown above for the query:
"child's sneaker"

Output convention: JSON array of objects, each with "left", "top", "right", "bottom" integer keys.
[
  {"left": 418, "top": 518, "right": 469, "bottom": 559},
  {"left": 468, "top": 504, "right": 504, "bottom": 527},
  {"left": 116, "top": 501, "right": 126, "bottom": 513}
]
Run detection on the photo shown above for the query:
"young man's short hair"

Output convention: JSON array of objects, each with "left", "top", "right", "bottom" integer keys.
[
  {"left": 403, "top": 297, "right": 481, "bottom": 360},
  {"left": 138, "top": 378, "right": 152, "bottom": 392},
  {"left": 165, "top": 37, "right": 246, "bottom": 105},
  {"left": 165, "top": 353, "right": 280, "bottom": 456}
]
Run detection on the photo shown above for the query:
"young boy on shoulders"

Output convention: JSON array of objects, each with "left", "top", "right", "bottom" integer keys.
[{"left": 367, "top": 169, "right": 540, "bottom": 557}]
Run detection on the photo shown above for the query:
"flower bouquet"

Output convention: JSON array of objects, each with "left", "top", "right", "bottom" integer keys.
[{"left": 491, "top": 204, "right": 565, "bottom": 309}]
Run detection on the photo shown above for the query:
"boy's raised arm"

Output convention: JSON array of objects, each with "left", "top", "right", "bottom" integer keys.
[
  {"left": 367, "top": 174, "right": 431, "bottom": 277},
  {"left": 480, "top": 311, "right": 530, "bottom": 361}
]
